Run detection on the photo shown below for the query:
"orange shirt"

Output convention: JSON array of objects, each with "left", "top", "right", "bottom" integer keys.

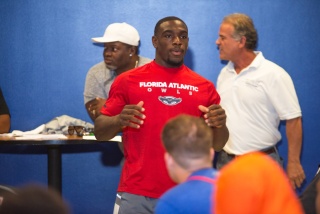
[{"left": 215, "top": 152, "right": 304, "bottom": 214}]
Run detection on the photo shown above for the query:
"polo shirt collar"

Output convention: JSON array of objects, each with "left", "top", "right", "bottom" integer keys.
[{"left": 225, "top": 51, "right": 264, "bottom": 73}]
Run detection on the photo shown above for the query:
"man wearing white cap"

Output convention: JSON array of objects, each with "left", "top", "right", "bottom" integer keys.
[{"left": 84, "top": 22, "right": 151, "bottom": 121}]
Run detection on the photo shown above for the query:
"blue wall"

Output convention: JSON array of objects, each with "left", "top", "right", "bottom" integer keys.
[{"left": 1, "top": 0, "right": 319, "bottom": 213}]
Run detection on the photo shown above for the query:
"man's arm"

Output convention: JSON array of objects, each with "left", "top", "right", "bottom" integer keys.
[
  {"left": 85, "top": 98, "right": 106, "bottom": 121},
  {"left": 85, "top": 99, "right": 96, "bottom": 121},
  {"left": 198, "top": 105, "right": 229, "bottom": 151},
  {"left": 286, "top": 116, "right": 305, "bottom": 189},
  {"left": 94, "top": 114, "right": 122, "bottom": 141},
  {"left": 84, "top": 65, "right": 107, "bottom": 121},
  {"left": 94, "top": 101, "right": 146, "bottom": 141},
  {"left": 212, "top": 124, "right": 229, "bottom": 151},
  {"left": 0, "top": 114, "right": 10, "bottom": 134}
]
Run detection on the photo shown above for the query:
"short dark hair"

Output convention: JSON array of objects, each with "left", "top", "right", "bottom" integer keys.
[
  {"left": 161, "top": 114, "right": 213, "bottom": 169},
  {"left": 154, "top": 16, "right": 188, "bottom": 36}
]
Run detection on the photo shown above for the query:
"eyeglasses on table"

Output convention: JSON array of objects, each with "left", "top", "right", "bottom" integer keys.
[{"left": 68, "top": 126, "right": 94, "bottom": 136}]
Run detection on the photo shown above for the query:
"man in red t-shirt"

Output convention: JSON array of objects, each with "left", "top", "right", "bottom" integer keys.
[{"left": 95, "top": 16, "right": 229, "bottom": 214}]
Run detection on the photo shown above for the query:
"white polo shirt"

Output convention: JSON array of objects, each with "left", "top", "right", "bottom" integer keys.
[{"left": 217, "top": 51, "right": 302, "bottom": 155}]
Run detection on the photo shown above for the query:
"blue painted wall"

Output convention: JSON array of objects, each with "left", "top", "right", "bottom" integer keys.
[{"left": 0, "top": 0, "right": 319, "bottom": 213}]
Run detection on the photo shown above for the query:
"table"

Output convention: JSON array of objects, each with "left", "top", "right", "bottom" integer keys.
[{"left": 0, "top": 135, "right": 117, "bottom": 193}]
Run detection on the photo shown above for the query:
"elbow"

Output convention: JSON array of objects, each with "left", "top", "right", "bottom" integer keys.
[
  {"left": 94, "top": 128, "right": 112, "bottom": 141},
  {"left": 0, "top": 127, "right": 10, "bottom": 134},
  {"left": 94, "top": 116, "right": 106, "bottom": 141},
  {"left": 94, "top": 130, "right": 104, "bottom": 141},
  {"left": 213, "top": 140, "right": 226, "bottom": 152},
  {"left": 94, "top": 115, "right": 118, "bottom": 141},
  {"left": 0, "top": 116, "right": 10, "bottom": 134},
  {"left": 214, "top": 144, "right": 225, "bottom": 152}
]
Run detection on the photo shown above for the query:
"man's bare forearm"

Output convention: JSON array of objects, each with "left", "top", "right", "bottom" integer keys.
[
  {"left": 0, "top": 115, "right": 10, "bottom": 134},
  {"left": 212, "top": 124, "right": 229, "bottom": 152},
  {"left": 286, "top": 117, "right": 303, "bottom": 163},
  {"left": 94, "top": 114, "right": 122, "bottom": 141},
  {"left": 286, "top": 116, "right": 305, "bottom": 188}
]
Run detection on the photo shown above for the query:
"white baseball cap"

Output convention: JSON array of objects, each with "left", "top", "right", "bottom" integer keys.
[{"left": 91, "top": 22, "right": 140, "bottom": 46}]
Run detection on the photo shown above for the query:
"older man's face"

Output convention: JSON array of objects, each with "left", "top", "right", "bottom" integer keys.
[{"left": 103, "top": 42, "right": 132, "bottom": 74}]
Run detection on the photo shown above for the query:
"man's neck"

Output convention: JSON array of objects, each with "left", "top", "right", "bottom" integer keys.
[
  {"left": 115, "top": 55, "right": 139, "bottom": 75},
  {"left": 233, "top": 50, "right": 256, "bottom": 74},
  {"left": 179, "top": 163, "right": 213, "bottom": 183}
]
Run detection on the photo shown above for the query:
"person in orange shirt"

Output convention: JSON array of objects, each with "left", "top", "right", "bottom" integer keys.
[{"left": 215, "top": 152, "right": 304, "bottom": 214}]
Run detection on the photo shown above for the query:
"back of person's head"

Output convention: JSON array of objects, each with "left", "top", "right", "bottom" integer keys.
[
  {"left": 0, "top": 184, "right": 70, "bottom": 214},
  {"left": 154, "top": 16, "right": 188, "bottom": 36},
  {"left": 215, "top": 152, "right": 304, "bottom": 214},
  {"left": 161, "top": 114, "right": 213, "bottom": 170},
  {"left": 222, "top": 13, "right": 258, "bottom": 50}
]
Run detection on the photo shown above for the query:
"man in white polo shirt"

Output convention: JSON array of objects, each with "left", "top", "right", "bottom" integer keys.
[{"left": 215, "top": 13, "right": 305, "bottom": 189}]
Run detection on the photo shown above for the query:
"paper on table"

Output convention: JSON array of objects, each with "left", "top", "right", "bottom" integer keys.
[
  {"left": 0, "top": 124, "right": 47, "bottom": 138},
  {"left": 14, "top": 134, "right": 68, "bottom": 140},
  {"left": 82, "top": 135, "right": 122, "bottom": 142},
  {"left": 11, "top": 124, "right": 46, "bottom": 136}
]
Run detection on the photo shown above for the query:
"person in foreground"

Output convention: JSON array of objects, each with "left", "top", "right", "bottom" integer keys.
[
  {"left": 215, "top": 13, "right": 305, "bottom": 189},
  {"left": 0, "top": 87, "right": 10, "bottom": 134},
  {"left": 0, "top": 184, "right": 70, "bottom": 214},
  {"left": 84, "top": 22, "right": 151, "bottom": 121},
  {"left": 95, "top": 16, "right": 229, "bottom": 214},
  {"left": 215, "top": 152, "right": 304, "bottom": 214},
  {"left": 155, "top": 114, "right": 218, "bottom": 214}
]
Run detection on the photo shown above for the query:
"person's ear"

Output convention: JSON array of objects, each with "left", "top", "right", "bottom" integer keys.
[
  {"left": 238, "top": 36, "right": 246, "bottom": 48},
  {"left": 129, "top": 46, "right": 136, "bottom": 56},
  {"left": 164, "top": 152, "right": 174, "bottom": 167},
  {"left": 152, "top": 36, "right": 158, "bottom": 48}
]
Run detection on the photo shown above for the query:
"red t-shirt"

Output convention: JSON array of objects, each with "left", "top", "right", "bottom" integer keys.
[{"left": 101, "top": 61, "right": 220, "bottom": 198}]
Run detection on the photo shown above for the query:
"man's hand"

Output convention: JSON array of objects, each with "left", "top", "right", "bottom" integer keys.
[
  {"left": 119, "top": 101, "right": 146, "bottom": 129},
  {"left": 198, "top": 104, "right": 229, "bottom": 151},
  {"left": 86, "top": 97, "right": 106, "bottom": 120},
  {"left": 287, "top": 161, "right": 305, "bottom": 189},
  {"left": 198, "top": 104, "right": 227, "bottom": 128}
]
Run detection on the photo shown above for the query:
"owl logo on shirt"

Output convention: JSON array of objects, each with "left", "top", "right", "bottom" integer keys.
[{"left": 158, "top": 96, "right": 182, "bottom": 106}]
